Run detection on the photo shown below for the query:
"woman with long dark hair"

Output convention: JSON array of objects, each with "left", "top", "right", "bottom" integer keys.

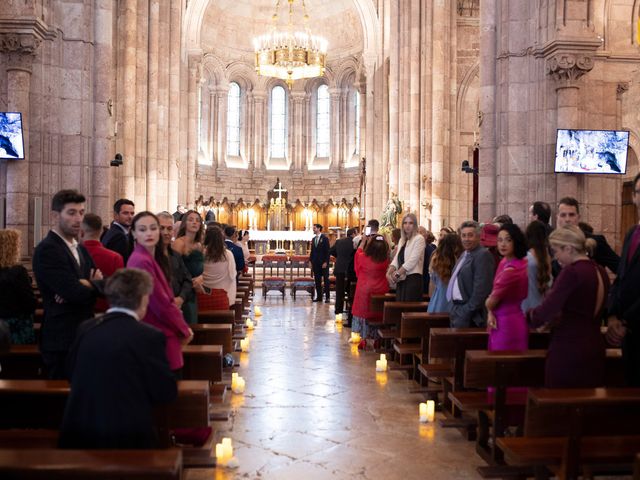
[
  {"left": 485, "top": 224, "right": 529, "bottom": 351},
  {"left": 201, "top": 226, "right": 237, "bottom": 310},
  {"left": 427, "top": 233, "right": 463, "bottom": 314},
  {"left": 127, "top": 211, "right": 192, "bottom": 376},
  {"left": 522, "top": 220, "right": 552, "bottom": 311},
  {"left": 172, "top": 210, "right": 205, "bottom": 324}
]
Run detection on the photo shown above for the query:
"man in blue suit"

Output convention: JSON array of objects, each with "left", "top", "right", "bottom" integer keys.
[{"left": 310, "top": 223, "right": 330, "bottom": 303}]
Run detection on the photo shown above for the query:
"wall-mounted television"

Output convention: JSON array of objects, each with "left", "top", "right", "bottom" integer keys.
[
  {"left": 0, "top": 112, "right": 25, "bottom": 160},
  {"left": 555, "top": 129, "right": 629, "bottom": 175}
]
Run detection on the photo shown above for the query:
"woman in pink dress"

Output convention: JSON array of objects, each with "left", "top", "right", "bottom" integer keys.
[
  {"left": 485, "top": 223, "right": 529, "bottom": 351},
  {"left": 127, "top": 211, "right": 193, "bottom": 376}
]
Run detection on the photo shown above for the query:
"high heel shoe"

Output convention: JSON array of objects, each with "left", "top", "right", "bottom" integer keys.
[{"left": 357, "top": 339, "right": 367, "bottom": 350}]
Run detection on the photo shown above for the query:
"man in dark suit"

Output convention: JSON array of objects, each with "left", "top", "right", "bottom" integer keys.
[
  {"left": 32, "top": 190, "right": 104, "bottom": 379},
  {"left": 310, "top": 223, "right": 330, "bottom": 303},
  {"left": 528, "top": 201, "right": 553, "bottom": 237},
  {"left": 101, "top": 198, "right": 135, "bottom": 264},
  {"left": 608, "top": 172, "right": 640, "bottom": 386},
  {"left": 553, "top": 197, "right": 620, "bottom": 277},
  {"left": 448, "top": 220, "right": 495, "bottom": 327},
  {"left": 330, "top": 228, "right": 356, "bottom": 314},
  {"left": 59, "top": 268, "right": 177, "bottom": 449},
  {"left": 224, "top": 225, "right": 245, "bottom": 277}
]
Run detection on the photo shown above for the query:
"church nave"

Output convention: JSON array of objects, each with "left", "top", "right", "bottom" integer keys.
[{"left": 188, "top": 297, "right": 480, "bottom": 480}]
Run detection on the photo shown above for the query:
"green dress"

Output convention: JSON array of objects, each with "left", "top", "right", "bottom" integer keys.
[{"left": 181, "top": 249, "right": 204, "bottom": 324}]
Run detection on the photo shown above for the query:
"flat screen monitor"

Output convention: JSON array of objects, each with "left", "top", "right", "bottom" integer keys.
[
  {"left": 555, "top": 129, "right": 629, "bottom": 174},
  {"left": 0, "top": 112, "right": 25, "bottom": 160}
]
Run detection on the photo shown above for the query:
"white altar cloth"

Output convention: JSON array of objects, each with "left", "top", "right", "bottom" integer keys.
[{"left": 248, "top": 230, "right": 315, "bottom": 242}]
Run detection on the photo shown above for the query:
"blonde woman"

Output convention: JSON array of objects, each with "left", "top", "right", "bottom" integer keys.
[
  {"left": 527, "top": 225, "right": 609, "bottom": 388},
  {"left": 0, "top": 230, "right": 36, "bottom": 344},
  {"left": 387, "top": 213, "right": 426, "bottom": 301}
]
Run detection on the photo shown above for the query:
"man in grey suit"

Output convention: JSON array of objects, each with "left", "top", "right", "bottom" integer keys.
[{"left": 447, "top": 220, "right": 495, "bottom": 328}]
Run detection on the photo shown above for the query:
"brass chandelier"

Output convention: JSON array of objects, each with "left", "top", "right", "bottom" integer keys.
[{"left": 253, "top": 0, "right": 328, "bottom": 89}]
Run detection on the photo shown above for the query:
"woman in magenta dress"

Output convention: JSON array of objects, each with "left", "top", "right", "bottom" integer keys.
[
  {"left": 127, "top": 212, "right": 193, "bottom": 376},
  {"left": 485, "top": 224, "right": 529, "bottom": 351},
  {"left": 527, "top": 225, "right": 609, "bottom": 388}
]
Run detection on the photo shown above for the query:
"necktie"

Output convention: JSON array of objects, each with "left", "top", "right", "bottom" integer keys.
[{"left": 446, "top": 251, "right": 467, "bottom": 302}]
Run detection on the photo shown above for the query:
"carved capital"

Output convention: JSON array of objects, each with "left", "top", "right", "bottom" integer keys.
[
  {"left": 616, "top": 82, "right": 629, "bottom": 99},
  {"left": 545, "top": 53, "right": 594, "bottom": 82},
  {"left": 0, "top": 33, "right": 42, "bottom": 72}
]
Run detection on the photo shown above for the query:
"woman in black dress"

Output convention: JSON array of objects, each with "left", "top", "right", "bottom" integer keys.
[{"left": 0, "top": 229, "right": 37, "bottom": 344}]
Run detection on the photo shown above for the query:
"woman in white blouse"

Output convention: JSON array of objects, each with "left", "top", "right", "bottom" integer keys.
[
  {"left": 386, "top": 213, "right": 426, "bottom": 301},
  {"left": 202, "top": 226, "right": 237, "bottom": 308}
]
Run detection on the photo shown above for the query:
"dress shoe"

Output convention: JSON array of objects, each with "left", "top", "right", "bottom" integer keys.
[
  {"left": 324, "top": 298, "right": 330, "bottom": 303},
  {"left": 312, "top": 298, "right": 322, "bottom": 302}
]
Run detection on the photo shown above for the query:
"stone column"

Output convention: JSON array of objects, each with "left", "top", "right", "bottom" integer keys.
[
  {"left": 252, "top": 90, "right": 266, "bottom": 170},
  {"left": 0, "top": 31, "right": 42, "bottom": 255},
  {"left": 156, "top": 0, "right": 170, "bottom": 210},
  {"left": 120, "top": 0, "right": 137, "bottom": 201},
  {"left": 545, "top": 52, "right": 594, "bottom": 200},
  {"left": 329, "top": 87, "right": 341, "bottom": 171},
  {"left": 146, "top": 0, "right": 159, "bottom": 212},
  {"left": 408, "top": 0, "right": 421, "bottom": 215},
  {"left": 478, "top": 0, "right": 497, "bottom": 222},
  {"left": 291, "top": 91, "right": 305, "bottom": 171},
  {"left": 92, "top": 0, "right": 115, "bottom": 219},
  {"left": 187, "top": 55, "right": 202, "bottom": 204},
  {"left": 167, "top": 0, "right": 182, "bottom": 211}
]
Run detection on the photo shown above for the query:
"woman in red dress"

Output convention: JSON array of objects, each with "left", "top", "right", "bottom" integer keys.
[{"left": 352, "top": 235, "right": 390, "bottom": 347}]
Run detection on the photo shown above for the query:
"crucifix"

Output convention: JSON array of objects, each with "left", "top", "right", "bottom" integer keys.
[{"left": 274, "top": 178, "right": 287, "bottom": 201}]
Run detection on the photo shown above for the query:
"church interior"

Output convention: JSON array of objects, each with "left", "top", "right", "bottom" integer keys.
[{"left": 1, "top": 0, "right": 640, "bottom": 478}]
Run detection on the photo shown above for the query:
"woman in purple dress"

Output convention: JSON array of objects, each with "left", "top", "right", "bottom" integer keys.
[
  {"left": 485, "top": 224, "right": 529, "bottom": 351},
  {"left": 527, "top": 225, "right": 609, "bottom": 388}
]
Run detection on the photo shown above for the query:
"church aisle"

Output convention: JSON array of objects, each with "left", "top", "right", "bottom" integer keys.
[{"left": 187, "top": 296, "right": 483, "bottom": 480}]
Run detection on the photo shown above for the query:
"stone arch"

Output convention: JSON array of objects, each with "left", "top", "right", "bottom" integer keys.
[
  {"left": 334, "top": 56, "right": 361, "bottom": 89},
  {"left": 602, "top": 0, "right": 637, "bottom": 50},
  {"left": 184, "top": 0, "right": 381, "bottom": 63},
  {"left": 456, "top": 61, "right": 479, "bottom": 130},
  {"left": 202, "top": 53, "right": 227, "bottom": 87},
  {"left": 626, "top": 128, "right": 640, "bottom": 172},
  {"left": 225, "top": 61, "right": 255, "bottom": 92}
]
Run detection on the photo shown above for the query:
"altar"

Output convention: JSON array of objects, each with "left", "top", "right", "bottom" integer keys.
[{"left": 249, "top": 230, "right": 314, "bottom": 255}]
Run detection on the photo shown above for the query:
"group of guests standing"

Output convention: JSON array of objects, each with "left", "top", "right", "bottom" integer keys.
[
  {"left": 0, "top": 190, "right": 252, "bottom": 381},
  {"left": 344, "top": 177, "right": 640, "bottom": 389}
]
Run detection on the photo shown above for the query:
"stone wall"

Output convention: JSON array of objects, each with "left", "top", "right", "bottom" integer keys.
[{"left": 195, "top": 164, "right": 361, "bottom": 206}]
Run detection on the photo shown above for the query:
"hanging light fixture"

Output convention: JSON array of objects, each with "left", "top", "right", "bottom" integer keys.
[{"left": 253, "top": 0, "right": 328, "bottom": 89}]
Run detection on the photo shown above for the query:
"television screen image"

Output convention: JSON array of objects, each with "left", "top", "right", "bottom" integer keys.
[
  {"left": 0, "top": 112, "right": 25, "bottom": 160},
  {"left": 555, "top": 129, "right": 629, "bottom": 174}
]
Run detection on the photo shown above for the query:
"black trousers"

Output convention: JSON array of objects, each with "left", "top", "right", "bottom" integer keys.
[
  {"left": 622, "top": 330, "right": 640, "bottom": 387},
  {"left": 313, "top": 266, "right": 330, "bottom": 300},
  {"left": 395, "top": 273, "right": 424, "bottom": 302},
  {"left": 334, "top": 272, "right": 352, "bottom": 314}
]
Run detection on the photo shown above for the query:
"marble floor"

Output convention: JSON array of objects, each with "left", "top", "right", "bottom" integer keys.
[{"left": 186, "top": 294, "right": 483, "bottom": 480}]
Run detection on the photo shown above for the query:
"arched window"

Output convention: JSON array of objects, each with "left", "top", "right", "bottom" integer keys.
[
  {"left": 354, "top": 90, "right": 360, "bottom": 155},
  {"left": 226, "top": 82, "right": 241, "bottom": 156},
  {"left": 270, "top": 86, "right": 287, "bottom": 158},
  {"left": 316, "top": 84, "right": 330, "bottom": 158}
]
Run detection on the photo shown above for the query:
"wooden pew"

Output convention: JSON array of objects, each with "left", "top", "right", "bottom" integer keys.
[
  {"left": 635, "top": 453, "right": 640, "bottom": 480},
  {"left": 191, "top": 324, "right": 233, "bottom": 355},
  {"left": 0, "top": 448, "right": 183, "bottom": 479},
  {"left": 198, "top": 309, "right": 236, "bottom": 325},
  {"left": 391, "top": 312, "right": 449, "bottom": 379},
  {"left": 462, "top": 349, "right": 547, "bottom": 471},
  {"left": 377, "top": 302, "right": 429, "bottom": 354},
  {"left": 0, "top": 344, "right": 224, "bottom": 385},
  {"left": 497, "top": 388, "right": 640, "bottom": 479},
  {"left": 0, "top": 379, "right": 212, "bottom": 467},
  {"left": 182, "top": 345, "right": 223, "bottom": 384}
]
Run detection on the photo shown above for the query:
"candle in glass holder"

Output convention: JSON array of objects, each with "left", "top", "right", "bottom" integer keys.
[
  {"left": 376, "top": 354, "right": 387, "bottom": 372},
  {"left": 240, "top": 338, "right": 250, "bottom": 352},
  {"left": 222, "top": 437, "right": 233, "bottom": 459},
  {"left": 426, "top": 400, "right": 435, "bottom": 422},
  {"left": 349, "top": 332, "right": 361, "bottom": 344},
  {"left": 419, "top": 402, "right": 428, "bottom": 423},
  {"left": 254, "top": 306, "right": 263, "bottom": 317},
  {"left": 245, "top": 319, "right": 255, "bottom": 330},
  {"left": 335, "top": 313, "right": 343, "bottom": 323},
  {"left": 232, "top": 376, "right": 245, "bottom": 394},
  {"left": 231, "top": 372, "right": 238, "bottom": 391}
]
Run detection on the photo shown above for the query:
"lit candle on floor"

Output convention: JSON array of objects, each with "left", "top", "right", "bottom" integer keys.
[
  {"left": 335, "top": 313, "right": 342, "bottom": 323},
  {"left": 240, "top": 338, "right": 250, "bottom": 352},
  {"left": 349, "top": 332, "right": 361, "bottom": 344},
  {"left": 232, "top": 376, "right": 245, "bottom": 394},
  {"left": 254, "top": 306, "right": 262, "bottom": 317},
  {"left": 245, "top": 319, "right": 255, "bottom": 330},
  {"left": 426, "top": 400, "right": 435, "bottom": 422},
  {"left": 222, "top": 437, "right": 233, "bottom": 460},
  {"left": 376, "top": 354, "right": 387, "bottom": 372},
  {"left": 419, "top": 402, "right": 428, "bottom": 423},
  {"left": 231, "top": 372, "right": 238, "bottom": 391}
]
